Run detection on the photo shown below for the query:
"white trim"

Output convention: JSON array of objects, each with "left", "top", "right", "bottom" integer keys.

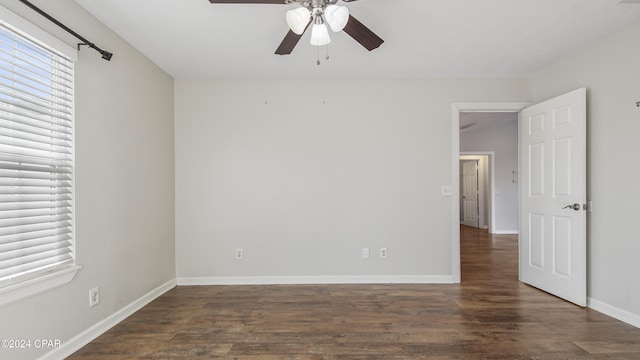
[
  {"left": 177, "top": 275, "right": 455, "bottom": 286},
  {"left": 0, "top": 265, "right": 81, "bottom": 307},
  {"left": 492, "top": 230, "right": 520, "bottom": 235},
  {"left": 588, "top": 297, "right": 640, "bottom": 329},
  {"left": 452, "top": 102, "right": 531, "bottom": 284},
  {"left": 38, "top": 279, "right": 177, "bottom": 360},
  {"left": 0, "top": 4, "right": 77, "bottom": 60}
]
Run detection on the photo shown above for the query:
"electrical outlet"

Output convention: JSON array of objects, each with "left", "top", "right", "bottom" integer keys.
[
  {"left": 89, "top": 287, "right": 100, "bottom": 307},
  {"left": 235, "top": 248, "right": 243, "bottom": 260},
  {"left": 379, "top": 248, "right": 388, "bottom": 259},
  {"left": 362, "top": 248, "right": 370, "bottom": 259}
]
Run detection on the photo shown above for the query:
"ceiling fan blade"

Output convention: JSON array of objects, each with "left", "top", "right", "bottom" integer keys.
[
  {"left": 209, "top": 0, "right": 287, "bottom": 4},
  {"left": 342, "top": 15, "right": 383, "bottom": 51},
  {"left": 275, "top": 20, "right": 311, "bottom": 55},
  {"left": 275, "top": 30, "right": 304, "bottom": 55}
]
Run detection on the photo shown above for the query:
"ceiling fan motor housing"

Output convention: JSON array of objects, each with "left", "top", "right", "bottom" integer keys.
[{"left": 297, "top": 0, "right": 340, "bottom": 10}]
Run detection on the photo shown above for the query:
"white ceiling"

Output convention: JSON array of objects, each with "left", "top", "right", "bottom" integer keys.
[{"left": 72, "top": 0, "right": 640, "bottom": 79}]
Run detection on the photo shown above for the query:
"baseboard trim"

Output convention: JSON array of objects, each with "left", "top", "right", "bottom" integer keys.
[
  {"left": 177, "top": 275, "right": 455, "bottom": 286},
  {"left": 492, "top": 230, "right": 519, "bottom": 235},
  {"left": 588, "top": 297, "right": 640, "bottom": 329},
  {"left": 39, "top": 278, "right": 177, "bottom": 360}
]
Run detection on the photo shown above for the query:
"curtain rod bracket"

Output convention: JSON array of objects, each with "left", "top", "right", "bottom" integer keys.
[{"left": 19, "top": 0, "right": 113, "bottom": 61}]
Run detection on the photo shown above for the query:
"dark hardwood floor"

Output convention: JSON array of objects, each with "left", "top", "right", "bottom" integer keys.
[{"left": 68, "top": 226, "right": 640, "bottom": 359}]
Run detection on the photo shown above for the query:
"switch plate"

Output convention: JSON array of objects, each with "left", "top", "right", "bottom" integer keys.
[
  {"left": 362, "top": 248, "right": 370, "bottom": 259},
  {"left": 441, "top": 185, "right": 453, "bottom": 196}
]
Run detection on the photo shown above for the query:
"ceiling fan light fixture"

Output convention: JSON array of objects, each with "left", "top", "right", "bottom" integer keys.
[
  {"left": 324, "top": 4, "right": 349, "bottom": 32},
  {"left": 286, "top": 7, "right": 311, "bottom": 35},
  {"left": 310, "top": 23, "right": 331, "bottom": 46}
]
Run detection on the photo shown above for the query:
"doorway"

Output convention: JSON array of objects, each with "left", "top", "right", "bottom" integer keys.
[
  {"left": 459, "top": 110, "right": 520, "bottom": 234},
  {"left": 450, "top": 102, "right": 530, "bottom": 283},
  {"left": 461, "top": 160, "right": 480, "bottom": 228},
  {"left": 452, "top": 90, "right": 587, "bottom": 306},
  {"left": 459, "top": 154, "right": 492, "bottom": 232}
]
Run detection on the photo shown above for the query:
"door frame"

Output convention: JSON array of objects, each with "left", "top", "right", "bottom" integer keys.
[
  {"left": 460, "top": 153, "right": 494, "bottom": 232},
  {"left": 451, "top": 102, "right": 531, "bottom": 283}
]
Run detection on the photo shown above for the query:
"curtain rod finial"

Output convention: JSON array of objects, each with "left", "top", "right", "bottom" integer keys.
[{"left": 101, "top": 51, "right": 113, "bottom": 61}]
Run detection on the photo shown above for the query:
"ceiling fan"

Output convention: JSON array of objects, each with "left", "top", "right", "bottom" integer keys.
[{"left": 208, "top": 0, "right": 384, "bottom": 55}]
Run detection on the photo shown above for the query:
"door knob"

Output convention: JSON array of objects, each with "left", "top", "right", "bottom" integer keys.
[{"left": 562, "top": 203, "right": 581, "bottom": 211}]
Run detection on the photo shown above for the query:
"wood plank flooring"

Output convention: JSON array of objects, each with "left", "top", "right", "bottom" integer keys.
[{"left": 68, "top": 226, "right": 640, "bottom": 359}]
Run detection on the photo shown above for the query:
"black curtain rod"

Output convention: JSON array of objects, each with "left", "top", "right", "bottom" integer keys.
[{"left": 18, "top": 0, "right": 113, "bottom": 61}]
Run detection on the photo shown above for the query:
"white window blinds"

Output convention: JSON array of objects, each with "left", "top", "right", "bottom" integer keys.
[{"left": 0, "top": 20, "right": 75, "bottom": 287}]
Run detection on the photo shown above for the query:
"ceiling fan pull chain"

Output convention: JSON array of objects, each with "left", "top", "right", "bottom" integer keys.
[{"left": 316, "top": 45, "right": 329, "bottom": 66}]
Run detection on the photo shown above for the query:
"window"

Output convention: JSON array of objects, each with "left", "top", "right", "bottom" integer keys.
[{"left": 0, "top": 7, "right": 78, "bottom": 302}]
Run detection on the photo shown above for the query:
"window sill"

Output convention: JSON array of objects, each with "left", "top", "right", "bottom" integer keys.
[{"left": 0, "top": 265, "right": 82, "bottom": 307}]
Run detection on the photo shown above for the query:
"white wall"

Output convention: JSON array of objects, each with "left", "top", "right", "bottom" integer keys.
[
  {"left": 530, "top": 21, "right": 640, "bottom": 325},
  {"left": 0, "top": 1, "right": 175, "bottom": 359},
  {"left": 175, "top": 79, "right": 530, "bottom": 282},
  {"left": 460, "top": 119, "right": 519, "bottom": 233}
]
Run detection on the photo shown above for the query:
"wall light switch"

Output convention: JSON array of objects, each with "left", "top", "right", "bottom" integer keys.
[
  {"left": 441, "top": 185, "right": 453, "bottom": 196},
  {"left": 362, "top": 248, "right": 370, "bottom": 259}
]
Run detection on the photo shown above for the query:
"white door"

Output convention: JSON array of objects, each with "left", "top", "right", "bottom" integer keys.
[
  {"left": 519, "top": 88, "right": 587, "bottom": 307},
  {"left": 462, "top": 161, "right": 479, "bottom": 228}
]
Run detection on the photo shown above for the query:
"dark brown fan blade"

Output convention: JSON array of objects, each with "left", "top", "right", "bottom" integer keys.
[
  {"left": 275, "top": 30, "right": 303, "bottom": 55},
  {"left": 275, "top": 20, "right": 310, "bottom": 55},
  {"left": 342, "top": 15, "right": 383, "bottom": 51},
  {"left": 209, "top": 0, "right": 287, "bottom": 3}
]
